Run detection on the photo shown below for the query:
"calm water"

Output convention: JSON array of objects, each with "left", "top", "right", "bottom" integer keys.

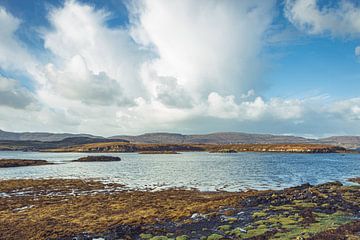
[{"left": 0, "top": 151, "right": 359, "bottom": 191}]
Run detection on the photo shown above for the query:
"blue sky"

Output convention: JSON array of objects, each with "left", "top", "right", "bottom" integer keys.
[{"left": 0, "top": 0, "right": 360, "bottom": 136}]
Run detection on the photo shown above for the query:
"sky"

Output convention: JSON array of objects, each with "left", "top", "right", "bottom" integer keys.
[{"left": 0, "top": 0, "right": 360, "bottom": 137}]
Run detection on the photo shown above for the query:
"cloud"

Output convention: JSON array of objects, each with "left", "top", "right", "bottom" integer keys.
[
  {"left": 285, "top": 0, "right": 360, "bottom": 37},
  {"left": 44, "top": 55, "right": 130, "bottom": 106},
  {"left": 0, "top": 7, "right": 41, "bottom": 79},
  {"left": 43, "top": 0, "right": 148, "bottom": 100},
  {"left": 0, "top": 76, "right": 36, "bottom": 109},
  {"left": 130, "top": 0, "right": 275, "bottom": 98},
  {"left": 330, "top": 98, "right": 360, "bottom": 121},
  {"left": 206, "top": 92, "right": 303, "bottom": 121},
  {"left": 356, "top": 46, "right": 360, "bottom": 57},
  {"left": 1, "top": 0, "right": 360, "bottom": 136}
]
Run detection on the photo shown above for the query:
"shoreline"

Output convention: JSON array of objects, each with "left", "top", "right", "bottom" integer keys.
[
  {"left": 1, "top": 142, "right": 355, "bottom": 154},
  {"left": 0, "top": 178, "right": 359, "bottom": 239}
]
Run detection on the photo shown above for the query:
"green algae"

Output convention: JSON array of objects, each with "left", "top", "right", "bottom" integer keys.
[
  {"left": 140, "top": 233, "right": 153, "bottom": 239},
  {"left": 150, "top": 236, "right": 174, "bottom": 240},
  {"left": 175, "top": 235, "right": 189, "bottom": 240},
  {"left": 207, "top": 233, "right": 224, "bottom": 240},
  {"left": 252, "top": 210, "right": 267, "bottom": 218},
  {"left": 218, "top": 224, "right": 232, "bottom": 231},
  {"left": 293, "top": 200, "right": 317, "bottom": 208},
  {"left": 271, "top": 211, "right": 351, "bottom": 239}
]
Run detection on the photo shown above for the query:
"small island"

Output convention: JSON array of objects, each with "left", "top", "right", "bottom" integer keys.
[
  {"left": 0, "top": 159, "right": 52, "bottom": 168},
  {"left": 138, "top": 151, "right": 179, "bottom": 154},
  {"left": 210, "top": 149, "right": 238, "bottom": 153},
  {"left": 72, "top": 155, "right": 121, "bottom": 162}
]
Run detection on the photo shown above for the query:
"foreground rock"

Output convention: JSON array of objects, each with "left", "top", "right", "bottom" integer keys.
[
  {"left": 72, "top": 155, "right": 121, "bottom": 162},
  {"left": 0, "top": 159, "right": 52, "bottom": 168},
  {"left": 0, "top": 179, "right": 359, "bottom": 239}
]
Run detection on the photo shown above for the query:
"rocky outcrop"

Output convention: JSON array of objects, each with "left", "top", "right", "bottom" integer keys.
[
  {"left": 72, "top": 156, "right": 121, "bottom": 162},
  {"left": 0, "top": 159, "right": 52, "bottom": 168}
]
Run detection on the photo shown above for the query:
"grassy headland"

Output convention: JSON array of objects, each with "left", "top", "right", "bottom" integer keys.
[{"left": 44, "top": 142, "right": 349, "bottom": 153}]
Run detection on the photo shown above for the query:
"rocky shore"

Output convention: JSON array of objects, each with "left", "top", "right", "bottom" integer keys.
[
  {"left": 0, "top": 179, "right": 359, "bottom": 240},
  {"left": 0, "top": 159, "right": 52, "bottom": 168}
]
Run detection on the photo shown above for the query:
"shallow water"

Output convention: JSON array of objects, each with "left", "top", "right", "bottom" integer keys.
[{"left": 0, "top": 151, "right": 359, "bottom": 191}]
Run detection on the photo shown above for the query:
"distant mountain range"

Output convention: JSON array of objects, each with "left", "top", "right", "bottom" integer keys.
[
  {"left": 1, "top": 129, "right": 360, "bottom": 149},
  {"left": 112, "top": 132, "right": 360, "bottom": 149},
  {"left": 110, "top": 132, "right": 316, "bottom": 144},
  {"left": 0, "top": 129, "right": 101, "bottom": 142}
]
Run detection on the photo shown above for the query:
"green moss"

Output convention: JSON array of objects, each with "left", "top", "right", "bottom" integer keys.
[
  {"left": 256, "top": 214, "right": 301, "bottom": 227},
  {"left": 207, "top": 233, "right": 224, "bottom": 240},
  {"left": 293, "top": 200, "right": 317, "bottom": 208},
  {"left": 228, "top": 227, "right": 243, "bottom": 237},
  {"left": 226, "top": 217, "right": 237, "bottom": 223},
  {"left": 175, "top": 235, "right": 189, "bottom": 240},
  {"left": 218, "top": 224, "right": 232, "bottom": 231},
  {"left": 243, "top": 225, "right": 268, "bottom": 238},
  {"left": 271, "top": 211, "right": 352, "bottom": 239},
  {"left": 140, "top": 233, "right": 153, "bottom": 239},
  {"left": 228, "top": 225, "right": 268, "bottom": 238},
  {"left": 268, "top": 204, "right": 295, "bottom": 211},
  {"left": 150, "top": 236, "right": 173, "bottom": 240},
  {"left": 252, "top": 211, "right": 267, "bottom": 218}
]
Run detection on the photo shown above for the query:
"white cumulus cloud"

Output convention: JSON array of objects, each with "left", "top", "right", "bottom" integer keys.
[{"left": 285, "top": 0, "right": 360, "bottom": 37}]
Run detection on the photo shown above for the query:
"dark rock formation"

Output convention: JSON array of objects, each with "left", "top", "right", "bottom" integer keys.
[
  {"left": 72, "top": 156, "right": 121, "bottom": 162},
  {"left": 0, "top": 159, "right": 52, "bottom": 168}
]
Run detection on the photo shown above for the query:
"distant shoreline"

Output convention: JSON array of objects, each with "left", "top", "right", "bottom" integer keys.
[
  {"left": 43, "top": 143, "right": 353, "bottom": 154},
  {"left": 0, "top": 142, "right": 355, "bottom": 154}
]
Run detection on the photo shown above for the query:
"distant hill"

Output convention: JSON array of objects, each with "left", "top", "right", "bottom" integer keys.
[
  {"left": 110, "top": 132, "right": 318, "bottom": 145},
  {"left": 0, "top": 129, "right": 101, "bottom": 142},
  {"left": 0, "top": 137, "right": 129, "bottom": 151},
  {"left": 1, "top": 129, "right": 359, "bottom": 149},
  {"left": 319, "top": 136, "right": 360, "bottom": 149},
  {"left": 110, "top": 132, "right": 360, "bottom": 148}
]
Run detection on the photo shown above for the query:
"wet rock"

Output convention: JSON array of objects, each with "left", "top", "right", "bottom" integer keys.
[{"left": 191, "top": 213, "right": 207, "bottom": 221}]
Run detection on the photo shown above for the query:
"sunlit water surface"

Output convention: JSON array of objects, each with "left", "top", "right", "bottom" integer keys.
[{"left": 0, "top": 151, "right": 359, "bottom": 191}]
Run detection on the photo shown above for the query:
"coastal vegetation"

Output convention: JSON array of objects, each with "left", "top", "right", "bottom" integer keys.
[
  {"left": 0, "top": 179, "right": 359, "bottom": 239},
  {"left": 45, "top": 142, "right": 349, "bottom": 154}
]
